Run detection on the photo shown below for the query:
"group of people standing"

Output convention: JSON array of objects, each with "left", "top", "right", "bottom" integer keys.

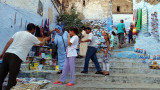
[
  {"left": 54, "top": 26, "right": 116, "bottom": 86},
  {"left": 0, "top": 19, "right": 129, "bottom": 89}
]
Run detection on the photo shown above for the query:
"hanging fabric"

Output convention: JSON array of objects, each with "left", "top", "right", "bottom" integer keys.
[
  {"left": 25, "top": 20, "right": 27, "bottom": 30},
  {"left": 133, "top": 9, "right": 137, "bottom": 35},
  {"left": 14, "top": 12, "right": 17, "bottom": 24},
  {"left": 136, "top": 9, "right": 142, "bottom": 31},
  {"left": 20, "top": 17, "right": 22, "bottom": 28},
  {"left": 142, "top": 7, "right": 148, "bottom": 34}
]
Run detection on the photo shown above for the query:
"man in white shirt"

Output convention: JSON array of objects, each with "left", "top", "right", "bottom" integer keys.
[
  {"left": 0, "top": 23, "right": 49, "bottom": 90},
  {"left": 80, "top": 27, "right": 103, "bottom": 74}
]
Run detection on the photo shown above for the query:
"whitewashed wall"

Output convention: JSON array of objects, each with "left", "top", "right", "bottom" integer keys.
[{"left": 113, "top": 14, "right": 133, "bottom": 30}]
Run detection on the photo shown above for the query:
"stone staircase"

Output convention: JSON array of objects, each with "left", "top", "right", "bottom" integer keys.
[{"left": 43, "top": 46, "right": 160, "bottom": 90}]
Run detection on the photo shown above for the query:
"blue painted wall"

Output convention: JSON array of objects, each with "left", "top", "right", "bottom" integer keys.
[
  {"left": 0, "top": 2, "right": 59, "bottom": 54},
  {"left": 133, "top": 0, "right": 160, "bottom": 56}
]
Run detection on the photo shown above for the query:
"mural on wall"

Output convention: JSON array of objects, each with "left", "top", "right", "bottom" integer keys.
[
  {"left": 37, "top": 0, "right": 43, "bottom": 16},
  {"left": 151, "top": 12, "right": 159, "bottom": 40},
  {"left": 144, "top": 0, "right": 160, "bottom": 5}
]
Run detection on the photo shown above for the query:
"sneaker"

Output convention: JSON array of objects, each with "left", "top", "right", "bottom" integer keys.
[
  {"left": 95, "top": 71, "right": 103, "bottom": 74},
  {"left": 81, "top": 71, "right": 88, "bottom": 74}
]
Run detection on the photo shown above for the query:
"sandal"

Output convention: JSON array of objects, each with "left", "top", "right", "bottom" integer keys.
[
  {"left": 103, "top": 71, "right": 110, "bottom": 76},
  {"left": 65, "top": 83, "right": 74, "bottom": 87},
  {"left": 95, "top": 71, "right": 103, "bottom": 74},
  {"left": 53, "top": 81, "right": 63, "bottom": 85},
  {"left": 57, "top": 70, "right": 62, "bottom": 74}
]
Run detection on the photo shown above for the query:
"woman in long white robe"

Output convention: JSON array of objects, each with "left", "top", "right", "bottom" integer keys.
[{"left": 79, "top": 30, "right": 88, "bottom": 57}]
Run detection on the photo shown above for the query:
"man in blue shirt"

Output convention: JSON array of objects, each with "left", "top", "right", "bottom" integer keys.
[{"left": 116, "top": 20, "right": 126, "bottom": 48}]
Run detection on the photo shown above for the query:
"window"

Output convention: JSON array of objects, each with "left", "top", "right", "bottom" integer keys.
[
  {"left": 117, "top": 6, "right": 120, "bottom": 12},
  {"left": 83, "top": 0, "right": 85, "bottom": 6}
]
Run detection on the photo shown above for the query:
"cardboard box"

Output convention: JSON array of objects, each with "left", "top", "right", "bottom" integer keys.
[{"left": 12, "top": 84, "right": 40, "bottom": 90}]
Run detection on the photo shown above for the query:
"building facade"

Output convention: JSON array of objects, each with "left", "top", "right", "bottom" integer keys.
[
  {"left": 112, "top": 0, "right": 133, "bottom": 31},
  {"left": 63, "top": 0, "right": 112, "bottom": 20},
  {"left": 112, "top": 0, "right": 133, "bottom": 14}
]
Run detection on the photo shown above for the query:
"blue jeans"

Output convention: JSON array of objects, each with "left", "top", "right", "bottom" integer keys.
[{"left": 83, "top": 46, "right": 101, "bottom": 72}]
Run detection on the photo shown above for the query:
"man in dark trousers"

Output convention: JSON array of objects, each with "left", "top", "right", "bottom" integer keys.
[
  {"left": 0, "top": 23, "right": 49, "bottom": 90},
  {"left": 80, "top": 27, "right": 103, "bottom": 74},
  {"left": 116, "top": 19, "right": 126, "bottom": 48}
]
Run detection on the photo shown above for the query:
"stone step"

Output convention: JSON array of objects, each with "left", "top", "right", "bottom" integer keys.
[
  {"left": 109, "top": 67, "right": 160, "bottom": 74},
  {"left": 75, "top": 66, "right": 160, "bottom": 75},
  {"left": 76, "top": 61, "right": 149, "bottom": 68},
  {"left": 46, "top": 73, "right": 160, "bottom": 84},
  {"left": 76, "top": 58, "right": 143, "bottom": 63},
  {"left": 75, "top": 66, "right": 151, "bottom": 73},
  {"left": 43, "top": 82, "right": 160, "bottom": 90}
]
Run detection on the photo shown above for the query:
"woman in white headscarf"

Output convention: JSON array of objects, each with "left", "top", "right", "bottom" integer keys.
[{"left": 52, "top": 25, "right": 68, "bottom": 74}]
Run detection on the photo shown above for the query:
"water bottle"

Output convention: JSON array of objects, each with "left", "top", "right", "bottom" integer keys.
[
  {"left": 143, "top": 54, "right": 146, "bottom": 59},
  {"left": 144, "top": 50, "right": 146, "bottom": 55},
  {"left": 149, "top": 59, "right": 152, "bottom": 64},
  {"left": 147, "top": 54, "right": 150, "bottom": 59},
  {"left": 157, "top": 55, "right": 160, "bottom": 60},
  {"left": 135, "top": 48, "right": 138, "bottom": 52},
  {"left": 140, "top": 49, "right": 143, "bottom": 53},
  {"left": 138, "top": 54, "right": 141, "bottom": 59},
  {"left": 153, "top": 55, "right": 156, "bottom": 60},
  {"left": 142, "top": 59, "right": 146, "bottom": 64},
  {"left": 137, "top": 48, "right": 140, "bottom": 53}
]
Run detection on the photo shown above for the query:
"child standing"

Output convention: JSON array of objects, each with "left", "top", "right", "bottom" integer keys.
[
  {"left": 110, "top": 31, "right": 116, "bottom": 51},
  {"left": 128, "top": 25, "right": 133, "bottom": 44},
  {"left": 102, "top": 33, "right": 111, "bottom": 75},
  {"left": 54, "top": 27, "right": 79, "bottom": 86}
]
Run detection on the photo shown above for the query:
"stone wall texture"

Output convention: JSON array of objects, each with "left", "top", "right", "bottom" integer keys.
[
  {"left": 64, "top": 0, "right": 111, "bottom": 20},
  {"left": 112, "top": 0, "right": 133, "bottom": 14}
]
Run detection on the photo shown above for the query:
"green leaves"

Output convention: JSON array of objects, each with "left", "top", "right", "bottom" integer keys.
[{"left": 57, "top": 9, "right": 84, "bottom": 29}]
